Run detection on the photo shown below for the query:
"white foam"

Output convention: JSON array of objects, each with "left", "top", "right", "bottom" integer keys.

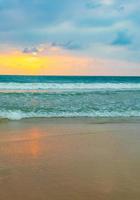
[
  {"left": 0, "top": 110, "right": 140, "bottom": 120},
  {"left": 0, "top": 82, "right": 140, "bottom": 91}
]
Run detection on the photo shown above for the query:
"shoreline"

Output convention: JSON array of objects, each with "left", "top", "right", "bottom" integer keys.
[{"left": 1, "top": 116, "right": 140, "bottom": 124}]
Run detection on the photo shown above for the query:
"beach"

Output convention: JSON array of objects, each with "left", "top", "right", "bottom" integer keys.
[
  {"left": 1, "top": 0, "right": 140, "bottom": 197},
  {"left": 0, "top": 118, "right": 140, "bottom": 200}
]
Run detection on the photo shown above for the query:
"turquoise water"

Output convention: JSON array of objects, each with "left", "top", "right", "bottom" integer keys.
[{"left": 0, "top": 76, "right": 140, "bottom": 120}]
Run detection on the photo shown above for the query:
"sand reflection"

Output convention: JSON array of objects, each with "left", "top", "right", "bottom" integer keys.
[
  {"left": 0, "top": 127, "right": 47, "bottom": 160},
  {"left": 26, "top": 128, "right": 43, "bottom": 158}
]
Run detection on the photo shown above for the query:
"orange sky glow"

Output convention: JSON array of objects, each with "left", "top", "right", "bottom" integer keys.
[{"left": 0, "top": 48, "right": 140, "bottom": 76}]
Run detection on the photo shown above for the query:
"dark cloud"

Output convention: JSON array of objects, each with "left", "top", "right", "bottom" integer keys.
[{"left": 22, "top": 47, "right": 38, "bottom": 54}]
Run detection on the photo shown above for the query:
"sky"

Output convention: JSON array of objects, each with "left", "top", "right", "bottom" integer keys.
[{"left": 0, "top": 0, "right": 140, "bottom": 75}]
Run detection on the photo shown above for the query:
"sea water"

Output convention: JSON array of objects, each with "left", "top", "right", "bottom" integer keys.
[{"left": 0, "top": 75, "right": 140, "bottom": 120}]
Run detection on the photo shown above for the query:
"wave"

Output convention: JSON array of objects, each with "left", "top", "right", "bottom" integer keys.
[
  {"left": 0, "top": 110, "right": 140, "bottom": 120},
  {"left": 1, "top": 82, "right": 140, "bottom": 92}
]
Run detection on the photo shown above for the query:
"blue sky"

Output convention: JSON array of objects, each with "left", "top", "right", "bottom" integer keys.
[{"left": 0, "top": 0, "right": 140, "bottom": 68}]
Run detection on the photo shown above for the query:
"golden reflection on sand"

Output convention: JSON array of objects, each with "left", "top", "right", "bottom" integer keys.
[
  {"left": 27, "top": 128, "right": 44, "bottom": 158},
  {"left": 0, "top": 127, "right": 47, "bottom": 160}
]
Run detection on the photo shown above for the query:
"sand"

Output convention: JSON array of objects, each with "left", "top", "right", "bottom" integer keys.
[{"left": 0, "top": 118, "right": 140, "bottom": 200}]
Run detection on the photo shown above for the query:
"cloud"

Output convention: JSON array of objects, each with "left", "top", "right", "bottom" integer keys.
[
  {"left": 23, "top": 47, "right": 39, "bottom": 55},
  {"left": 112, "top": 31, "right": 132, "bottom": 45},
  {"left": 0, "top": 0, "right": 140, "bottom": 66}
]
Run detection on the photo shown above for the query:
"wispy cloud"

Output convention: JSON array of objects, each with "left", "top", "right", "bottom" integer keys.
[{"left": 0, "top": 0, "right": 140, "bottom": 74}]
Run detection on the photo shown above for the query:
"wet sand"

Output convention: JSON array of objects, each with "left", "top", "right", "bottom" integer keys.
[{"left": 0, "top": 118, "right": 140, "bottom": 200}]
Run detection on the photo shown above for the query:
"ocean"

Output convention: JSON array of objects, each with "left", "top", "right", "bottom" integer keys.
[{"left": 0, "top": 75, "right": 140, "bottom": 120}]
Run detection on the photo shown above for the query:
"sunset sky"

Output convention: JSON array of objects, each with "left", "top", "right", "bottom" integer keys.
[{"left": 0, "top": 0, "right": 140, "bottom": 75}]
